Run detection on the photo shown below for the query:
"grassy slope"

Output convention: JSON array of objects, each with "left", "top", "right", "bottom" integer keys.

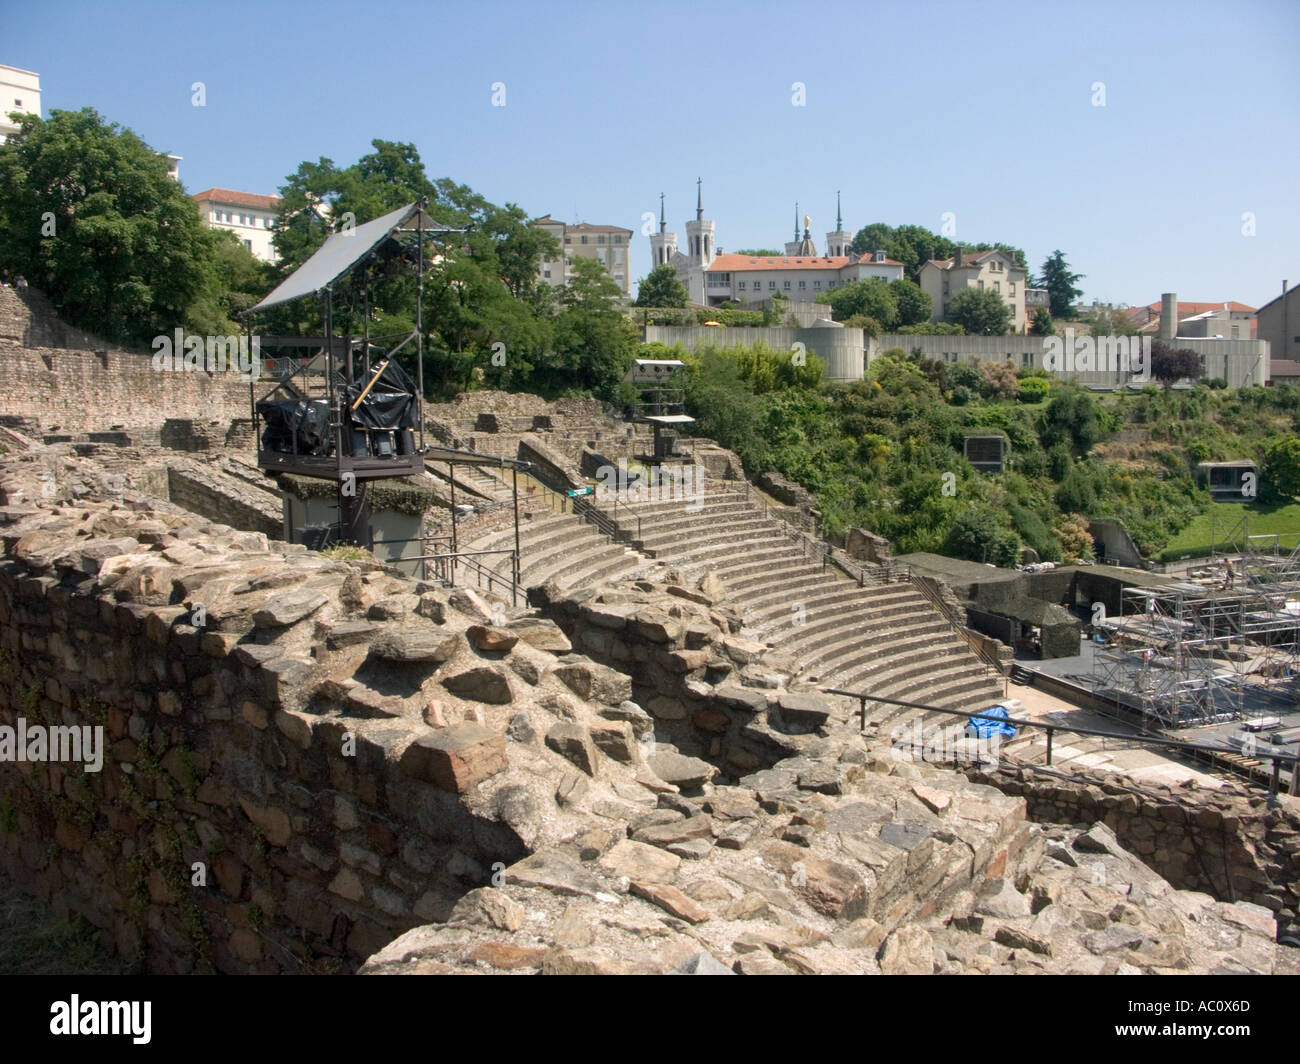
[{"left": 1160, "top": 500, "right": 1300, "bottom": 560}]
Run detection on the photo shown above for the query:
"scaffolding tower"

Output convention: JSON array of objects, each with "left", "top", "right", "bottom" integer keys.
[{"left": 1092, "top": 517, "right": 1300, "bottom": 729}]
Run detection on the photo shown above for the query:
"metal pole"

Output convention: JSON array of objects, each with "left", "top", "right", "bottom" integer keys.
[
  {"left": 1046, "top": 727, "right": 1054, "bottom": 766},
  {"left": 449, "top": 461, "right": 457, "bottom": 583},
  {"left": 512, "top": 465, "right": 521, "bottom": 607},
  {"left": 416, "top": 201, "right": 425, "bottom": 453}
]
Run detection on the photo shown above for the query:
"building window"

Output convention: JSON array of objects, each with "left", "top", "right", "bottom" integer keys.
[
  {"left": 738, "top": 281, "right": 746, "bottom": 290},
  {"left": 564, "top": 236, "right": 571, "bottom": 244},
  {"left": 243, "top": 239, "right": 252, "bottom": 250},
  {"left": 814, "top": 281, "right": 821, "bottom": 290},
  {"left": 614, "top": 250, "right": 623, "bottom": 265},
  {"left": 615, "top": 274, "right": 624, "bottom": 284},
  {"left": 597, "top": 235, "right": 605, "bottom": 244},
  {"left": 543, "top": 269, "right": 551, "bottom": 279},
  {"left": 783, "top": 280, "right": 791, "bottom": 289},
  {"left": 994, "top": 282, "right": 1000, "bottom": 293},
  {"left": 614, "top": 236, "right": 622, "bottom": 245},
  {"left": 978, "top": 280, "right": 984, "bottom": 290},
  {"left": 798, "top": 280, "right": 806, "bottom": 289},
  {"left": 1009, "top": 282, "right": 1015, "bottom": 295},
  {"left": 580, "top": 235, "right": 588, "bottom": 244},
  {"left": 769, "top": 281, "right": 776, "bottom": 290},
  {"left": 1022, "top": 352, "right": 1032, "bottom": 366}
]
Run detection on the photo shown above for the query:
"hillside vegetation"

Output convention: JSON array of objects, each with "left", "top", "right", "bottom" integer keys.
[{"left": 656, "top": 341, "right": 1300, "bottom": 566}]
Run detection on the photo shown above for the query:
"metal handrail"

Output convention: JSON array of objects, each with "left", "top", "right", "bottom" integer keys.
[
  {"left": 422, "top": 546, "right": 522, "bottom": 606},
  {"left": 909, "top": 573, "right": 1006, "bottom": 682},
  {"left": 572, "top": 495, "right": 619, "bottom": 540},
  {"left": 823, "top": 686, "right": 1299, "bottom": 800}
]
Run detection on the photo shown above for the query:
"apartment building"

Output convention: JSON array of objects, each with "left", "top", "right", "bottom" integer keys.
[
  {"left": 533, "top": 215, "right": 633, "bottom": 296},
  {"left": 919, "top": 247, "right": 1028, "bottom": 334},
  {"left": 0, "top": 64, "right": 40, "bottom": 143},
  {"left": 192, "top": 188, "right": 282, "bottom": 262}
]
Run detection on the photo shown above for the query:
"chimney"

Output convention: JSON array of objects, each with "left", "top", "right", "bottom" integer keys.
[
  {"left": 1160, "top": 292, "right": 1177, "bottom": 340},
  {"left": 954, "top": 245, "right": 963, "bottom": 268}
]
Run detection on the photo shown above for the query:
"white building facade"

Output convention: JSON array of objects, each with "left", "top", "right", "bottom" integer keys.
[
  {"left": 0, "top": 64, "right": 40, "bottom": 143},
  {"left": 193, "top": 188, "right": 282, "bottom": 262}
]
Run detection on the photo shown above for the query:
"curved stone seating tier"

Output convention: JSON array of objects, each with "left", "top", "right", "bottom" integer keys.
[{"left": 600, "top": 483, "right": 1004, "bottom": 720}]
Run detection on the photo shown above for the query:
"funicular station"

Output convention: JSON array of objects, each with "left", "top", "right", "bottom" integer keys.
[{"left": 246, "top": 200, "right": 532, "bottom": 601}]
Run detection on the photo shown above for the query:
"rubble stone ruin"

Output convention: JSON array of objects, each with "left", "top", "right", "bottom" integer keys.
[{"left": 0, "top": 282, "right": 1295, "bottom": 974}]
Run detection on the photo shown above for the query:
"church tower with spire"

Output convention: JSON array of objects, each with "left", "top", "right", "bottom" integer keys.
[
  {"left": 682, "top": 178, "right": 716, "bottom": 304},
  {"left": 825, "top": 191, "right": 851, "bottom": 258},
  {"left": 784, "top": 202, "right": 803, "bottom": 255},
  {"left": 648, "top": 192, "right": 678, "bottom": 269},
  {"left": 683, "top": 177, "right": 716, "bottom": 268}
]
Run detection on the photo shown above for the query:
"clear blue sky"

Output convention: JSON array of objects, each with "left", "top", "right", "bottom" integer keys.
[{"left": 6, "top": 0, "right": 1298, "bottom": 308}]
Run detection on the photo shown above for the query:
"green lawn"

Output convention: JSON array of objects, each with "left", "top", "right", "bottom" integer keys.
[{"left": 1160, "top": 500, "right": 1300, "bottom": 561}]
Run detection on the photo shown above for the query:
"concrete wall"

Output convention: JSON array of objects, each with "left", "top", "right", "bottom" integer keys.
[
  {"left": 643, "top": 325, "right": 865, "bottom": 382},
  {"left": 1256, "top": 287, "right": 1300, "bottom": 373},
  {"left": 1090, "top": 520, "right": 1144, "bottom": 567},
  {"left": 875, "top": 333, "right": 1268, "bottom": 388}
]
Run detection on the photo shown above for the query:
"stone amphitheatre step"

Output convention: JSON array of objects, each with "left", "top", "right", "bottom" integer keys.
[
  {"left": 636, "top": 517, "right": 779, "bottom": 555},
  {"left": 825, "top": 626, "right": 982, "bottom": 681},
  {"left": 847, "top": 649, "right": 986, "bottom": 700},
  {"left": 775, "top": 618, "right": 956, "bottom": 673}
]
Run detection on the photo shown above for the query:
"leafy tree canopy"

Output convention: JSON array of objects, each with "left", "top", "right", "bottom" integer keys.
[
  {"left": 634, "top": 264, "right": 688, "bottom": 308},
  {"left": 0, "top": 107, "right": 228, "bottom": 344},
  {"left": 945, "top": 287, "right": 1012, "bottom": 335},
  {"left": 1035, "top": 250, "right": 1084, "bottom": 319}
]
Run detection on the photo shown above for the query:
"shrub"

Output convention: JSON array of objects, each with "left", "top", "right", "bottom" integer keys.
[{"left": 1017, "top": 377, "right": 1050, "bottom": 403}]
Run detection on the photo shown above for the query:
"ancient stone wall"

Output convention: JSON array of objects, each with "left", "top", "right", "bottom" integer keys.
[
  {"left": 164, "top": 467, "right": 281, "bottom": 539},
  {"left": 965, "top": 762, "right": 1300, "bottom": 937}
]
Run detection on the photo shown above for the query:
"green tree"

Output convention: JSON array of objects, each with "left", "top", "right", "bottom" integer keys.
[
  {"left": 849, "top": 223, "right": 895, "bottom": 257},
  {"left": 1029, "top": 306, "right": 1054, "bottom": 336},
  {"left": 825, "top": 277, "right": 898, "bottom": 328},
  {"left": 945, "top": 288, "right": 1012, "bottom": 335},
  {"left": 1079, "top": 303, "right": 1136, "bottom": 337},
  {"left": 548, "top": 256, "right": 637, "bottom": 396},
  {"left": 734, "top": 248, "right": 782, "bottom": 257},
  {"left": 1042, "top": 386, "right": 1102, "bottom": 455},
  {"left": 0, "top": 107, "right": 218, "bottom": 344},
  {"left": 267, "top": 139, "right": 558, "bottom": 398},
  {"left": 1035, "top": 250, "right": 1084, "bottom": 319},
  {"left": 634, "top": 264, "right": 688, "bottom": 308},
  {"left": 892, "top": 279, "right": 932, "bottom": 326},
  {"left": 943, "top": 505, "right": 1021, "bottom": 567},
  {"left": 887, "top": 224, "right": 955, "bottom": 283},
  {"left": 1262, "top": 437, "right": 1300, "bottom": 501},
  {"left": 966, "top": 243, "right": 1028, "bottom": 270}
]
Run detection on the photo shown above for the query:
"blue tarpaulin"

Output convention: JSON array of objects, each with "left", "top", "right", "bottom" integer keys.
[{"left": 966, "top": 704, "right": 1018, "bottom": 740}]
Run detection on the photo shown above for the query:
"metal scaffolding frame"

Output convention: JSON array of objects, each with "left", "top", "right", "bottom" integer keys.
[{"left": 1093, "top": 517, "right": 1300, "bottom": 728}]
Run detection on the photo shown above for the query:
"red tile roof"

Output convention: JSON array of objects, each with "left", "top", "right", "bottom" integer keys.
[
  {"left": 1141, "top": 300, "right": 1256, "bottom": 315},
  {"left": 192, "top": 188, "right": 282, "bottom": 210},
  {"left": 709, "top": 254, "right": 846, "bottom": 271},
  {"left": 708, "top": 253, "right": 900, "bottom": 272}
]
